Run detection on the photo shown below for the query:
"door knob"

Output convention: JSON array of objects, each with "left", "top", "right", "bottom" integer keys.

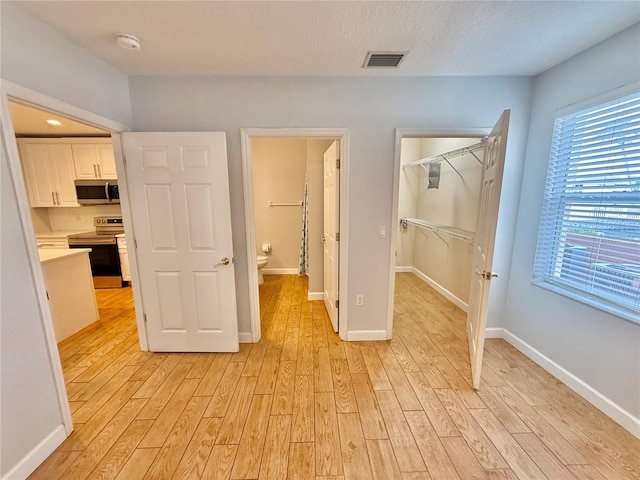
[
  {"left": 215, "top": 257, "right": 230, "bottom": 267},
  {"left": 475, "top": 269, "right": 499, "bottom": 280}
]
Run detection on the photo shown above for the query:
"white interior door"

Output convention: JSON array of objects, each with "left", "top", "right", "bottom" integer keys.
[
  {"left": 323, "top": 140, "right": 340, "bottom": 332},
  {"left": 467, "top": 110, "right": 510, "bottom": 389},
  {"left": 122, "top": 132, "right": 239, "bottom": 352}
]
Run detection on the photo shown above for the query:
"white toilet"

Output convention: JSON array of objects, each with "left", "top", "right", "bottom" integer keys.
[{"left": 257, "top": 255, "right": 269, "bottom": 284}]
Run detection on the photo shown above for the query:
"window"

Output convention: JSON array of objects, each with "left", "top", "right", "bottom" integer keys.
[{"left": 533, "top": 89, "right": 640, "bottom": 322}]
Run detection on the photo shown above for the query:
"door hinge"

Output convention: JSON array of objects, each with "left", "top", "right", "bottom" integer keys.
[
  {"left": 336, "top": 232, "right": 340, "bottom": 242},
  {"left": 336, "top": 300, "right": 339, "bottom": 309},
  {"left": 123, "top": 155, "right": 127, "bottom": 167},
  {"left": 134, "top": 239, "right": 138, "bottom": 249},
  {"left": 336, "top": 158, "right": 341, "bottom": 169},
  {"left": 143, "top": 313, "right": 147, "bottom": 323},
  {"left": 46, "top": 291, "right": 49, "bottom": 300}
]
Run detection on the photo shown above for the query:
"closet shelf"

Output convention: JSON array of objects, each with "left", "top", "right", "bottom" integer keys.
[
  {"left": 401, "top": 217, "right": 475, "bottom": 244},
  {"left": 402, "top": 139, "right": 485, "bottom": 174}
]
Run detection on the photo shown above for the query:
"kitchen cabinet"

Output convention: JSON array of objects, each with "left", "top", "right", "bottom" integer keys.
[
  {"left": 72, "top": 141, "right": 117, "bottom": 180},
  {"left": 19, "top": 142, "right": 79, "bottom": 207}
]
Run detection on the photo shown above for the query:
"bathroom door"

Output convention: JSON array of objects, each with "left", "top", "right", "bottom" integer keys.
[
  {"left": 323, "top": 140, "right": 339, "bottom": 332},
  {"left": 122, "top": 132, "right": 239, "bottom": 352},
  {"left": 467, "top": 110, "right": 510, "bottom": 389}
]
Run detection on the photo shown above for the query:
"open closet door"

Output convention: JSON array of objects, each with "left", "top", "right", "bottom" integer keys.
[
  {"left": 467, "top": 110, "right": 510, "bottom": 389},
  {"left": 122, "top": 132, "right": 239, "bottom": 352},
  {"left": 323, "top": 140, "right": 340, "bottom": 332}
]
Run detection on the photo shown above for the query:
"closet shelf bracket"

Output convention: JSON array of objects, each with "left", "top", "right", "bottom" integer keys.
[{"left": 400, "top": 217, "right": 475, "bottom": 244}]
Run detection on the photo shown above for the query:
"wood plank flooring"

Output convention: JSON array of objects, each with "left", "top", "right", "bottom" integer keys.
[{"left": 29, "top": 274, "right": 640, "bottom": 479}]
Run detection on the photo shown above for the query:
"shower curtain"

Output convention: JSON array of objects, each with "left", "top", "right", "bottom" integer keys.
[{"left": 298, "top": 175, "right": 309, "bottom": 276}]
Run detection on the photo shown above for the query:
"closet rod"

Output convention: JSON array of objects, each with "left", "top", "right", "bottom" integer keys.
[
  {"left": 268, "top": 201, "right": 303, "bottom": 207},
  {"left": 402, "top": 139, "right": 485, "bottom": 170},
  {"left": 400, "top": 217, "right": 475, "bottom": 244}
]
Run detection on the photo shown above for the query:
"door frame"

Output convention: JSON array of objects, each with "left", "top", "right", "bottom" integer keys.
[
  {"left": 388, "top": 128, "right": 490, "bottom": 338},
  {"left": 241, "top": 128, "right": 350, "bottom": 342},
  {"left": 0, "top": 80, "right": 137, "bottom": 435}
]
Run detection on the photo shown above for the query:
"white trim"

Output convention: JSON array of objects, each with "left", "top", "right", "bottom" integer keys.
[
  {"left": 485, "top": 327, "right": 504, "bottom": 338},
  {"left": 0, "top": 81, "right": 132, "bottom": 441},
  {"left": 241, "top": 128, "right": 350, "bottom": 343},
  {"left": 263, "top": 268, "right": 299, "bottom": 275},
  {"left": 389, "top": 128, "right": 491, "bottom": 341},
  {"left": 0, "top": 89, "right": 73, "bottom": 436},
  {"left": 238, "top": 332, "right": 253, "bottom": 343},
  {"left": 1, "top": 80, "right": 129, "bottom": 133},
  {"left": 501, "top": 329, "right": 640, "bottom": 439},
  {"left": 395, "top": 266, "right": 412, "bottom": 273},
  {"left": 346, "top": 330, "right": 388, "bottom": 341},
  {"left": 308, "top": 292, "right": 324, "bottom": 301},
  {"left": 0, "top": 424, "right": 67, "bottom": 480},
  {"left": 411, "top": 267, "right": 469, "bottom": 313}
]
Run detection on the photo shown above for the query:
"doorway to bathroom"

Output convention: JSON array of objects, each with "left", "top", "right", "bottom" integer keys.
[{"left": 241, "top": 129, "right": 349, "bottom": 343}]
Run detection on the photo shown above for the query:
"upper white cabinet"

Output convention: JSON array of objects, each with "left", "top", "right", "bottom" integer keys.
[
  {"left": 19, "top": 141, "right": 79, "bottom": 207},
  {"left": 72, "top": 139, "right": 117, "bottom": 180}
]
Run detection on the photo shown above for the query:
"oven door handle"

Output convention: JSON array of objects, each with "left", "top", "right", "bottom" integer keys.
[{"left": 105, "top": 182, "right": 111, "bottom": 202}]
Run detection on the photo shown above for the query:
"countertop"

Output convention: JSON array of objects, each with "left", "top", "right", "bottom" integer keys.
[
  {"left": 38, "top": 247, "right": 92, "bottom": 264},
  {"left": 35, "top": 230, "right": 93, "bottom": 240}
]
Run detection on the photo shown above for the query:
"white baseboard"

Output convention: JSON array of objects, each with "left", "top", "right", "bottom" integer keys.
[
  {"left": 308, "top": 292, "right": 323, "bottom": 301},
  {"left": 500, "top": 329, "right": 640, "bottom": 439},
  {"left": 2, "top": 424, "right": 67, "bottom": 480},
  {"left": 485, "top": 327, "right": 504, "bottom": 338},
  {"left": 238, "top": 332, "right": 253, "bottom": 343},
  {"left": 346, "top": 330, "right": 388, "bottom": 341},
  {"left": 395, "top": 266, "right": 413, "bottom": 273},
  {"left": 411, "top": 267, "right": 469, "bottom": 313},
  {"left": 263, "top": 268, "right": 299, "bottom": 275}
]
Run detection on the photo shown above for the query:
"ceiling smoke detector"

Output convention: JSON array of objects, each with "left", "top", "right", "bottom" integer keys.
[
  {"left": 116, "top": 33, "right": 141, "bottom": 50},
  {"left": 363, "top": 52, "right": 407, "bottom": 68}
]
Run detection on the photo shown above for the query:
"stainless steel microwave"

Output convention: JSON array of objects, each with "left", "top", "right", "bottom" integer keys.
[{"left": 75, "top": 179, "right": 120, "bottom": 205}]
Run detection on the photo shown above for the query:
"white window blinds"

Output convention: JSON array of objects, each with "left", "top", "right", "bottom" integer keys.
[{"left": 533, "top": 91, "right": 640, "bottom": 319}]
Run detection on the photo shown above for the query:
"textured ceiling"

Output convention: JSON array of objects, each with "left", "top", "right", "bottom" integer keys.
[{"left": 10, "top": 1, "right": 640, "bottom": 76}]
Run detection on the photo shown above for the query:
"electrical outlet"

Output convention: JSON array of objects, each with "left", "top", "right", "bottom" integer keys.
[
  {"left": 378, "top": 226, "right": 386, "bottom": 238},
  {"left": 356, "top": 294, "right": 364, "bottom": 306}
]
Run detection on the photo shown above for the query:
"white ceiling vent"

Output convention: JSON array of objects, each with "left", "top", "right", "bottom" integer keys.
[{"left": 363, "top": 52, "right": 406, "bottom": 68}]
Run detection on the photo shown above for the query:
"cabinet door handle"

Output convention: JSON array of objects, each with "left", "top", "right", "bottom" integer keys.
[
  {"left": 55, "top": 192, "right": 59, "bottom": 205},
  {"left": 93, "top": 164, "right": 98, "bottom": 178},
  {"left": 97, "top": 164, "right": 102, "bottom": 178},
  {"left": 52, "top": 192, "right": 56, "bottom": 205}
]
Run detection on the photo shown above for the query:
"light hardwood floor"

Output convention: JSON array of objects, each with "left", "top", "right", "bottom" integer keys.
[{"left": 30, "top": 274, "right": 640, "bottom": 479}]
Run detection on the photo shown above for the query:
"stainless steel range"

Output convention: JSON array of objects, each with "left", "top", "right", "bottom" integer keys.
[{"left": 68, "top": 216, "right": 125, "bottom": 288}]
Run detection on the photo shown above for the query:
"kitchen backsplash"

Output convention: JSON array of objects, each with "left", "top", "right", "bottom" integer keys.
[{"left": 44, "top": 204, "right": 122, "bottom": 231}]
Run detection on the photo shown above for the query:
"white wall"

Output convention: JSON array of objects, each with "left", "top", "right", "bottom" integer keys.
[
  {"left": 252, "top": 138, "right": 307, "bottom": 271},
  {"left": 128, "top": 75, "right": 534, "bottom": 336},
  {"left": 1, "top": 4, "right": 133, "bottom": 476},
  {"left": 504, "top": 24, "right": 640, "bottom": 418},
  {"left": 0, "top": 3, "right": 132, "bottom": 126},
  {"left": 396, "top": 138, "right": 420, "bottom": 267},
  {"left": 1, "top": 147, "right": 65, "bottom": 478}
]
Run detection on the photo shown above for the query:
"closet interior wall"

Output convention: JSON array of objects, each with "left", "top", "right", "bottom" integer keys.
[{"left": 397, "top": 137, "right": 483, "bottom": 310}]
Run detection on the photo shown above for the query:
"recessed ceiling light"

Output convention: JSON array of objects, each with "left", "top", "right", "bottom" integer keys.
[
  {"left": 116, "top": 33, "right": 141, "bottom": 50},
  {"left": 46, "top": 119, "right": 62, "bottom": 126}
]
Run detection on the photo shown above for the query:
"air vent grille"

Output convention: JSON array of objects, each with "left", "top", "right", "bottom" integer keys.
[{"left": 364, "top": 52, "right": 406, "bottom": 68}]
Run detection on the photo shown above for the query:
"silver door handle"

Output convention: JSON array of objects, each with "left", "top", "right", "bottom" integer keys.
[
  {"left": 475, "top": 269, "right": 499, "bottom": 280},
  {"left": 215, "top": 257, "right": 230, "bottom": 267}
]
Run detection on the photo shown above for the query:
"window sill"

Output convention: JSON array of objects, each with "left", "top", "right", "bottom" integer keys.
[{"left": 531, "top": 277, "right": 640, "bottom": 326}]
